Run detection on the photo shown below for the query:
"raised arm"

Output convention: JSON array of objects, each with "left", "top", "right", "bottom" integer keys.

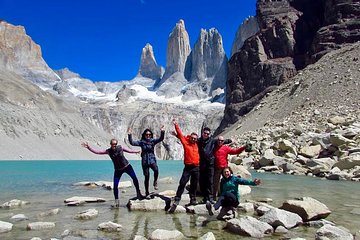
[
  {"left": 228, "top": 145, "right": 246, "bottom": 155},
  {"left": 81, "top": 142, "right": 108, "bottom": 155},
  {"left": 127, "top": 128, "right": 141, "bottom": 147},
  {"left": 173, "top": 119, "right": 185, "bottom": 143},
  {"left": 153, "top": 125, "right": 165, "bottom": 144}
]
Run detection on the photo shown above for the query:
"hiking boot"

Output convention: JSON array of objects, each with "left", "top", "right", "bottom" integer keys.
[
  {"left": 168, "top": 201, "right": 179, "bottom": 214},
  {"left": 206, "top": 201, "right": 214, "bottom": 216}
]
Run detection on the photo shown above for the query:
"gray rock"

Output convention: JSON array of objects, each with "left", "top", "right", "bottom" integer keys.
[
  {"left": 1, "top": 199, "right": 29, "bottom": 208},
  {"left": 231, "top": 16, "right": 259, "bottom": 57},
  {"left": 149, "top": 229, "right": 184, "bottom": 240},
  {"left": 38, "top": 208, "right": 61, "bottom": 217},
  {"left": 0, "top": 220, "right": 13, "bottom": 233},
  {"left": 97, "top": 221, "right": 122, "bottom": 232},
  {"left": 198, "top": 232, "right": 215, "bottom": 240},
  {"left": 225, "top": 216, "right": 273, "bottom": 238},
  {"left": 74, "top": 208, "right": 98, "bottom": 220},
  {"left": 315, "top": 224, "right": 354, "bottom": 240},
  {"left": 10, "top": 214, "right": 28, "bottom": 221},
  {"left": 280, "top": 197, "right": 331, "bottom": 221},
  {"left": 27, "top": 222, "right": 55, "bottom": 230},
  {"left": 259, "top": 208, "right": 303, "bottom": 229},
  {"left": 64, "top": 196, "right": 106, "bottom": 204}
]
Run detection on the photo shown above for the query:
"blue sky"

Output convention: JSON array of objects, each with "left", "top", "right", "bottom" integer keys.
[{"left": 1, "top": 0, "right": 256, "bottom": 82}]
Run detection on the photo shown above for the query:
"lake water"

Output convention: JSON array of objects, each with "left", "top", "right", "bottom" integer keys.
[{"left": 0, "top": 160, "right": 359, "bottom": 239}]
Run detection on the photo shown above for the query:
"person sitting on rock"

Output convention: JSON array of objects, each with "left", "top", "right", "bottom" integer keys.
[
  {"left": 206, "top": 167, "right": 261, "bottom": 219},
  {"left": 213, "top": 136, "right": 252, "bottom": 199},
  {"left": 128, "top": 126, "right": 165, "bottom": 197},
  {"left": 168, "top": 118, "right": 200, "bottom": 213},
  {"left": 81, "top": 139, "right": 143, "bottom": 208}
]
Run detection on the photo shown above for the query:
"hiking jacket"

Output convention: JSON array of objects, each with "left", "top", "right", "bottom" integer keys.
[
  {"left": 174, "top": 123, "right": 200, "bottom": 166},
  {"left": 198, "top": 137, "right": 232, "bottom": 166},
  {"left": 128, "top": 130, "right": 165, "bottom": 165},
  {"left": 220, "top": 175, "right": 257, "bottom": 201},
  {"left": 214, "top": 145, "right": 245, "bottom": 168}
]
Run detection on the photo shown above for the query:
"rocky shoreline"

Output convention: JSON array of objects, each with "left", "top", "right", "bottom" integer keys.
[{"left": 0, "top": 176, "right": 359, "bottom": 239}]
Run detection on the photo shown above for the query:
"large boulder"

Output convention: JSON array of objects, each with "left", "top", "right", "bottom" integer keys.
[
  {"left": 259, "top": 208, "right": 303, "bottom": 229},
  {"left": 149, "top": 229, "right": 184, "bottom": 240},
  {"left": 226, "top": 216, "right": 273, "bottom": 238},
  {"left": 280, "top": 197, "right": 331, "bottom": 221},
  {"left": 315, "top": 224, "right": 354, "bottom": 240}
]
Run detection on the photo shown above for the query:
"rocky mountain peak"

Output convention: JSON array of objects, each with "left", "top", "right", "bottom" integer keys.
[
  {"left": 231, "top": 16, "right": 260, "bottom": 57},
  {"left": 137, "top": 43, "right": 163, "bottom": 81},
  {"left": 181, "top": 27, "right": 228, "bottom": 100},
  {"left": 155, "top": 19, "right": 191, "bottom": 87},
  {"left": 55, "top": 68, "right": 80, "bottom": 80},
  {"left": 0, "top": 21, "right": 60, "bottom": 88}
]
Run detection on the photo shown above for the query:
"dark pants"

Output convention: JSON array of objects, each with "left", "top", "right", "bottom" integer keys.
[
  {"left": 174, "top": 165, "right": 199, "bottom": 202},
  {"left": 142, "top": 162, "right": 159, "bottom": 195},
  {"left": 220, "top": 192, "right": 239, "bottom": 208},
  {"left": 113, "top": 164, "right": 141, "bottom": 199},
  {"left": 199, "top": 164, "right": 214, "bottom": 201}
]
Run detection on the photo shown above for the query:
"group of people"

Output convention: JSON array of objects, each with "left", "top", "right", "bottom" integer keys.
[{"left": 81, "top": 120, "right": 261, "bottom": 214}]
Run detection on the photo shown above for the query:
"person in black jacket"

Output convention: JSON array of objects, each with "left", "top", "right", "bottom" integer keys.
[
  {"left": 197, "top": 127, "right": 231, "bottom": 204},
  {"left": 128, "top": 126, "right": 165, "bottom": 196}
]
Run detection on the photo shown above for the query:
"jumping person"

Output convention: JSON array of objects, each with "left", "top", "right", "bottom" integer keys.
[
  {"left": 128, "top": 126, "right": 165, "bottom": 197},
  {"left": 168, "top": 118, "right": 200, "bottom": 213},
  {"left": 81, "top": 139, "right": 143, "bottom": 208},
  {"left": 206, "top": 167, "right": 261, "bottom": 217}
]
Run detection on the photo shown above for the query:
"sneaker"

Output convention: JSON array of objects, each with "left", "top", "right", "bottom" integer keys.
[
  {"left": 209, "top": 199, "right": 216, "bottom": 204},
  {"left": 206, "top": 201, "right": 214, "bottom": 216},
  {"left": 111, "top": 199, "right": 120, "bottom": 208},
  {"left": 154, "top": 182, "right": 158, "bottom": 190},
  {"left": 186, "top": 199, "right": 197, "bottom": 206},
  {"left": 168, "top": 202, "right": 178, "bottom": 214}
]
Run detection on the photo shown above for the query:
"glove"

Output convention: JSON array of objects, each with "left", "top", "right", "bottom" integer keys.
[{"left": 245, "top": 143, "right": 253, "bottom": 152}]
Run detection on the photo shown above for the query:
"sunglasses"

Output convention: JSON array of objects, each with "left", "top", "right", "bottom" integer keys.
[
  {"left": 191, "top": 137, "right": 197, "bottom": 141},
  {"left": 111, "top": 143, "right": 117, "bottom": 146},
  {"left": 218, "top": 140, "right": 224, "bottom": 142},
  {"left": 203, "top": 132, "right": 210, "bottom": 135},
  {"left": 145, "top": 133, "right": 151, "bottom": 136}
]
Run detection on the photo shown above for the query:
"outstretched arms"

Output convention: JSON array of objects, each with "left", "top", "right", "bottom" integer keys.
[{"left": 81, "top": 142, "right": 108, "bottom": 155}]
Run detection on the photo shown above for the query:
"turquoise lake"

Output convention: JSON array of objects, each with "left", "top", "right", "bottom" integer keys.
[{"left": 0, "top": 160, "right": 359, "bottom": 239}]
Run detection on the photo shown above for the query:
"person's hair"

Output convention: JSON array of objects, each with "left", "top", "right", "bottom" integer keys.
[
  {"left": 203, "top": 127, "right": 211, "bottom": 133},
  {"left": 221, "top": 167, "right": 233, "bottom": 178},
  {"left": 141, "top": 128, "right": 153, "bottom": 140},
  {"left": 190, "top": 132, "right": 198, "bottom": 137},
  {"left": 110, "top": 138, "right": 118, "bottom": 145}
]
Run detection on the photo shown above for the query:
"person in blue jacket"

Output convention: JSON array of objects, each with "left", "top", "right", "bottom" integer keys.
[
  {"left": 128, "top": 126, "right": 165, "bottom": 196},
  {"left": 206, "top": 166, "right": 261, "bottom": 216}
]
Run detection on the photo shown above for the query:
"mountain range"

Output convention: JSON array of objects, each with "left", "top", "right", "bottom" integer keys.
[{"left": 0, "top": 0, "right": 359, "bottom": 160}]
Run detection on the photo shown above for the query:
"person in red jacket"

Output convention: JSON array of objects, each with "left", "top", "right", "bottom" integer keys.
[
  {"left": 213, "top": 136, "right": 251, "bottom": 199},
  {"left": 168, "top": 118, "right": 200, "bottom": 213}
]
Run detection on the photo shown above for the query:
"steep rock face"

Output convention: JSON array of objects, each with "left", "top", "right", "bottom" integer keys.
[
  {"left": 155, "top": 20, "right": 191, "bottom": 88},
  {"left": 217, "top": 0, "right": 360, "bottom": 134},
  {"left": 0, "top": 21, "right": 60, "bottom": 88},
  {"left": 231, "top": 16, "right": 260, "bottom": 57},
  {"left": 137, "top": 43, "right": 163, "bottom": 81},
  {"left": 217, "top": 0, "right": 299, "bottom": 133},
  {"left": 80, "top": 100, "right": 224, "bottom": 160},
  {"left": 184, "top": 28, "right": 228, "bottom": 98},
  {"left": 308, "top": 0, "right": 360, "bottom": 62}
]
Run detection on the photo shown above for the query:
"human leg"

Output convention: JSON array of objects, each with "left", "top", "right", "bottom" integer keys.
[
  {"left": 188, "top": 166, "right": 199, "bottom": 205},
  {"left": 199, "top": 165, "right": 208, "bottom": 202},
  {"left": 113, "top": 170, "right": 124, "bottom": 207},
  {"left": 149, "top": 162, "right": 159, "bottom": 190},
  {"left": 142, "top": 164, "right": 150, "bottom": 196},
  {"left": 168, "top": 167, "right": 190, "bottom": 213},
  {"left": 125, "top": 164, "right": 143, "bottom": 199},
  {"left": 213, "top": 167, "right": 223, "bottom": 200}
]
